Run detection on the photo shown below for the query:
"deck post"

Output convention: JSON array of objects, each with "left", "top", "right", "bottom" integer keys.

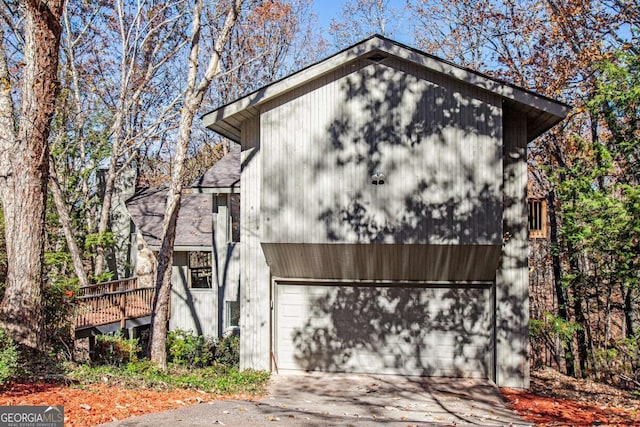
[{"left": 120, "top": 293, "right": 127, "bottom": 329}]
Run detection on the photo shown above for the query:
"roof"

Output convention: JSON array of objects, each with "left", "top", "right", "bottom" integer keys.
[
  {"left": 126, "top": 187, "right": 212, "bottom": 249},
  {"left": 202, "top": 34, "right": 570, "bottom": 143},
  {"left": 190, "top": 144, "right": 240, "bottom": 192}
]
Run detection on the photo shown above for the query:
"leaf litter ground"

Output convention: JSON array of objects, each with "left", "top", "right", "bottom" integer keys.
[
  {"left": 502, "top": 368, "right": 640, "bottom": 426},
  {"left": 1, "top": 367, "right": 639, "bottom": 426}
]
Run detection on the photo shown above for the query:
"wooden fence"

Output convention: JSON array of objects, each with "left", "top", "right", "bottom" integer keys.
[{"left": 75, "top": 277, "right": 155, "bottom": 330}]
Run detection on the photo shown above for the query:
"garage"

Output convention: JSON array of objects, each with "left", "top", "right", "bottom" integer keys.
[{"left": 275, "top": 282, "right": 495, "bottom": 379}]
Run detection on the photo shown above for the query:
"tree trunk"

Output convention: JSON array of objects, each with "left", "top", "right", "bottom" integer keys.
[
  {"left": 93, "top": 162, "right": 118, "bottom": 278},
  {"left": 623, "top": 285, "right": 635, "bottom": 339},
  {"left": 49, "top": 160, "right": 89, "bottom": 288},
  {"left": 573, "top": 291, "right": 590, "bottom": 377},
  {"left": 548, "top": 190, "right": 576, "bottom": 376},
  {"left": 148, "top": 188, "right": 182, "bottom": 367},
  {"left": 148, "top": 0, "right": 243, "bottom": 367},
  {"left": 62, "top": 5, "right": 95, "bottom": 249},
  {"left": 0, "top": 0, "right": 65, "bottom": 349}
]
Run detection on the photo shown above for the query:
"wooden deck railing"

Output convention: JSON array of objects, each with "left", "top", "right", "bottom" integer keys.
[{"left": 75, "top": 277, "right": 155, "bottom": 330}]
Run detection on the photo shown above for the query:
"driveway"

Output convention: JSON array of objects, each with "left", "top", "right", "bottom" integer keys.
[{"left": 99, "top": 372, "right": 530, "bottom": 426}]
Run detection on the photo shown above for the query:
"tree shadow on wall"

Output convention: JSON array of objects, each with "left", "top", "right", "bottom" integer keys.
[
  {"left": 275, "top": 58, "right": 529, "bottom": 380},
  {"left": 290, "top": 285, "right": 494, "bottom": 377},
  {"left": 313, "top": 61, "right": 503, "bottom": 245}
]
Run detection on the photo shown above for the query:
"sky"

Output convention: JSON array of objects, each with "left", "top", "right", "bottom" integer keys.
[{"left": 311, "top": 0, "right": 412, "bottom": 46}]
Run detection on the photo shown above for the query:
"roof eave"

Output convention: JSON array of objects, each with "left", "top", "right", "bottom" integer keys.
[
  {"left": 203, "top": 35, "right": 570, "bottom": 140},
  {"left": 186, "top": 185, "right": 240, "bottom": 194}
]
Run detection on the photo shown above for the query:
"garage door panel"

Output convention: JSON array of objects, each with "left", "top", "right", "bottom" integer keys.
[{"left": 276, "top": 283, "right": 494, "bottom": 378}]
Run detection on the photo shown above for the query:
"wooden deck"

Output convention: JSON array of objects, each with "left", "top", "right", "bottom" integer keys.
[{"left": 75, "top": 278, "right": 155, "bottom": 330}]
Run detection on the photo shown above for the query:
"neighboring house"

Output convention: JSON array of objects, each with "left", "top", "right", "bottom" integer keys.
[
  {"left": 201, "top": 35, "right": 569, "bottom": 388},
  {"left": 126, "top": 145, "right": 240, "bottom": 337}
]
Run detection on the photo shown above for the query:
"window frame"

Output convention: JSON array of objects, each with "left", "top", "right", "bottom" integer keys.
[
  {"left": 229, "top": 193, "right": 240, "bottom": 243},
  {"left": 528, "top": 199, "right": 548, "bottom": 239},
  {"left": 187, "top": 251, "right": 213, "bottom": 289}
]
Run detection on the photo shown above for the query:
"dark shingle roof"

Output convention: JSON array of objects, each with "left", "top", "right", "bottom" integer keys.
[
  {"left": 127, "top": 147, "right": 242, "bottom": 249},
  {"left": 191, "top": 144, "right": 240, "bottom": 189},
  {"left": 126, "top": 187, "right": 212, "bottom": 249}
]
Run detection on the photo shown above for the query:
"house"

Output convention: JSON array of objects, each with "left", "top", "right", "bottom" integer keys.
[
  {"left": 126, "top": 145, "right": 241, "bottom": 337},
  {"left": 200, "top": 35, "right": 568, "bottom": 388}
]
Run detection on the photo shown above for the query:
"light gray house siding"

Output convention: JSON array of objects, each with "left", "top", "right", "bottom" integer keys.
[
  {"left": 497, "top": 107, "right": 530, "bottom": 388},
  {"left": 262, "top": 58, "right": 503, "bottom": 245},
  {"left": 204, "top": 35, "right": 568, "bottom": 387},
  {"left": 126, "top": 147, "right": 241, "bottom": 340},
  {"left": 169, "top": 251, "right": 217, "bottom": 337},
  {"left": 239, "top": 116, "right": 271, "bottom": 370}
]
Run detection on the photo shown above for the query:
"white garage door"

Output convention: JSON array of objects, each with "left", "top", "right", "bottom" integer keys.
[{"left": 276, "top": 283, "right": 494, "bottom": 378}]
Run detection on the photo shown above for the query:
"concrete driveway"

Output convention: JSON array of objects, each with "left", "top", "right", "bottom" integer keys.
[{"left": 99, "top": 372, "right": 530, "bottom": 426}]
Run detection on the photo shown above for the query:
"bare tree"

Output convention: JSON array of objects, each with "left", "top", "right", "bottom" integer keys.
[
  {"left": 329, "top": 0, "right": 403, "bottom": 48},
  {"left": 148, "top": 0, "right": 244, "bottom": 367},
  {"left": 0, "top": 0, "right": 65, "bottom": 348},
  {"left": 53, "top": 1, "right": 189, "bottom": 282},
  {"left": 91, "top": 0, "right": 189, "bottom": 277}
]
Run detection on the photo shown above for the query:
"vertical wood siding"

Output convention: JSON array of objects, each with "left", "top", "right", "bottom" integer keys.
[
  {"left": 496, "top": 107, "right": 529, "bottom": 388},
  {"left": 213, "top": 195, "right": 241, "bottom": 334},
  {"left": 239, "top": 116, "right": 272, "bottom": 370},
  {"left": 170, "top": 251, "right": 218, "bottom": 337},
  {"left": 261, "top": 58, "right": 503, "bottom": 246}
]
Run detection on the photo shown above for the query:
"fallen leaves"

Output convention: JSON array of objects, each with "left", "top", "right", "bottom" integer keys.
[
  {"left": 501, "top": 368, "right": 640, "bottom": 426},
  {"left": 0, "top": 382, "right": 217, "bottom": 427},
  {"left": 3, "top": 367, "right": 640, "bottom": 427}
]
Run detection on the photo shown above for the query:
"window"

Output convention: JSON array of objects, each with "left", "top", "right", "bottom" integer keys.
[
  {"left": 226, "top": 301, "right": 240, "bottom": 328},
  {"left": 528, "top": 199, "right": 547, "bottom": 239},
  {"left": 188, "top": 252, "right": 212, "bottom": 288},
  {"left": 229, "top": 194, "right": 240, "bottom": 242}
]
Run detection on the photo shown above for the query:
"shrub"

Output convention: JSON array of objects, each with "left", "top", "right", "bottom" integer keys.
[
  {"left": 0, "top": 329, "right": 18, "bottom": 384},
  {"left": 167, "top": 330, "right": 240, "bottom": 368},
  {"left": 167, "top": 329, "right": 215, "bottom": 368},
  {"left": 41, "top": 279, "right": 79, "bottom": 359},
  {"left": 94, "top": 333, "right": 141, "bottom": 366},
  {"left": 593, "top": 337, "right": 640, "bottom": 387},
  {"left": 214, "top": 335, "right": 239, "bottom": 366}
]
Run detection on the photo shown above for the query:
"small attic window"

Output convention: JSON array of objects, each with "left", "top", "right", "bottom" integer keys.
[
  {"left": 367, "top": 52, "right": 387, "bottom": 62},
  {"left": 528, "top": 199, "right": 547, "bottom": 239}
]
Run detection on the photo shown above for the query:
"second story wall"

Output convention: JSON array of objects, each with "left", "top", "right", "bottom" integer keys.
[{"left": 261, "top": 57, "right": 503, "bottom": 245}]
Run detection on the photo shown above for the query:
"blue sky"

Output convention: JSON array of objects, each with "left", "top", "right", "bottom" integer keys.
[{"left": 311, "top": 0, "right": 412, "bottom": 45}]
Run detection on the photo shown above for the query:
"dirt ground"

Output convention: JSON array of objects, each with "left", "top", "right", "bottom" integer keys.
[{"left": 1, "top": 368, "right": 639, "bottom": 426}]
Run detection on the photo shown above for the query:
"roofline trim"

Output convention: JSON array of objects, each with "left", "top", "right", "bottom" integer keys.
[
  {"left": 202, "top": 34, "right": 570, "bottom": 135},
  {"left": 187, "top": 186, "right": 240, "bottom": 194}
]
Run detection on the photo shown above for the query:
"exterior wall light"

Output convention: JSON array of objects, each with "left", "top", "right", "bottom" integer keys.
[{"left": 371, "top": 172, "right": 386, "bottom": 185}]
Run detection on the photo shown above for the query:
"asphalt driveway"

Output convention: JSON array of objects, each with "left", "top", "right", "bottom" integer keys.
[{"left": 99, "top": 372, "right": 530, "bottom": 426}]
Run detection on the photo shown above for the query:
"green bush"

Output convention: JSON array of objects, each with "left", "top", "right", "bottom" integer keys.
[
  {"left": 214, "top": 335, "right": 239, "bottom": 366},
  {"left": 593, "top": 337, "right": 640, "bottom": 387},
  {"left": 41, "top": 279, "right": 79, "bottom": 359},
  {"left": 0, "top": 329, "right": 18, "bottom": 384},
  {"left": 167, "top": 330, "right": 240, "bottom": 368},
  {"left": 167, "top": 329, "right": 215, "bottom": 368},
  {"left": 94, "top": 333, "right": 141, "bottom": 366}
]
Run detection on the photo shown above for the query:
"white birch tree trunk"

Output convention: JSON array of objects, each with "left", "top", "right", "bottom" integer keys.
[{"left": 149, "top": 0, "right": 244, "bottom": 367}]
